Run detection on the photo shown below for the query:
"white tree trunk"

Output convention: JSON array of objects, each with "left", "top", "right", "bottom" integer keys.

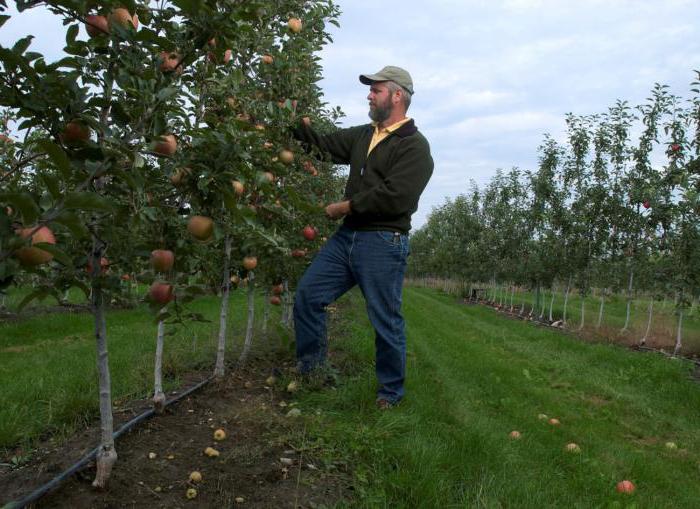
[
  {"left": 548, "top": 288, "right": 555, "bottom": 322},
  {"left": 596, "top": 291, "right": 606, "bottom": 329},
  {"left": 509, "top": 285, "right": 515, "bottom": 313},
  {"left": 639, "top": 300, "right": 653, "bottom": 346},
  {"left": 562, "top": 276, "right": 573, "bottom": 325},
  {"left": 577, "top": 297, "right": 585, "bottom": 331},
  {"left": 239, "top": 271, "right": 255, "bottom": 363},
  {"left": 153, "top": 314, "right": 166, "bottom": 412},
  {"left": 262, "top": 288, "right": 270, "bottom": 336},
  {"left": 621, "top": 269, "right": 634, "bottom": 333},
  {"left": 214, "top": 236, "right": 232, "bottom": 379},
  {"left": 673, "top": 309, "right": 683, "bottom": 356},
  {"left": 90, "top": 248, "right": 117, "bottom": 489}
]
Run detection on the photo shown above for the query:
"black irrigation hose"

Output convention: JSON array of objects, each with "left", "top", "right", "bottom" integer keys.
[{"left": 3, "top": 374, "right": 215, "bottom": 509}]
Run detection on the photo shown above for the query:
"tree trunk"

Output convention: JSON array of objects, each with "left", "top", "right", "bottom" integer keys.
[
  {"left": 262, "top": 288, "right": 270, "bottom": 337},
  {"left": 621, "top": 269, "right": 634, "bottom": 333},
  {"left": 596, "top": 291, "right": 606, "bottom": 329},
  {"left": 548, "top": 288, "right": 555, "bottom": 322},
  {"left": 639, "top": 300, "right": 653, "bottom": 346},
  {"left": 90, "top": 246, "right": 117, "bottom": 489},
  {"left": 562, "top": 276, "right": 572, "bottom": 324},
  {"left": 153, "top": 313, "right": 166, "bottom": 412},
  {"left": 539, "top": 288, "right": 546, "bottom": 319},
  {"left": 239, "top": 271, "right": 255, "bottom": 363},
  {"left": 509, "top": 285, "right": 515, "bottom": 313},
  {"left": 577, "top": 297, "right": 585, "bottom": 331},
  {"left": 214, "top": 236, "right": 232, "bottom": 379},
  {"left": 673, "top": 308, "right": 683, "bottom": 356}
]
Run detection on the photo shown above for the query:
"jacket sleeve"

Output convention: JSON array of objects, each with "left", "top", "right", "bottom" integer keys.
[
  {"left": 292, "top": 122, "right": 363, "bottom": 165},
  {"left": 350, "top": 136, "right": 434, "bottom": 216}
]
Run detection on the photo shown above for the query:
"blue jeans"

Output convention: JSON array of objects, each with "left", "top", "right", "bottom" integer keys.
[{"left": 293, "top": 226, "right": 409, "bottom": 403}]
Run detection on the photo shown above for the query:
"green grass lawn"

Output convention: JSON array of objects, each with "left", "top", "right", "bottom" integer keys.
[
  {"left": 293, "top": 287, "right": 700, "bottom": 508},
  {"left": 3, "top": 286, "right": 700, "bottom": 507},
  {"left": 0, "top": 288, "right": 283, "bottom": 450}
]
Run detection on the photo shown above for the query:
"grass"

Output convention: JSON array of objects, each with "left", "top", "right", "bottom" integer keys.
[
  {"left": 3, "top": 285, "right": 700, "bottom": 507},
  {"left": 0, "top": 288, "right": 284, "bottom": 450},
  {"left": 408, "top": 278, "right": 700, "bottom": 354},
  {"left": 291, "top": 287, "right": 700, "bottom": 508}
]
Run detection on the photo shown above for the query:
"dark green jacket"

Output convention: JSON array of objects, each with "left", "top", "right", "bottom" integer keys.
[{"left": 293, "top": 119, "right": 433, "bottom": 233}]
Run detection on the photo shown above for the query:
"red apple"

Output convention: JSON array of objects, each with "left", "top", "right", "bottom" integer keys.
[
  {"left": 187, "top": 216, "right": 214, "bottom": 241},
  {"left": 232, "top": 180, "right": 245, "bottom": 196},
  {"left": 86, "top": 257, "right": 109, "bottom": 275},
  {"left": 272, "top": 284, "right": 283, "bottom": 295},
  {"left": 159, "top": 52, "right": 182, "bottom": 74},
  {"left": 262, "top": 171, "right": 275, "bottom": 184},
  {"left": 149, "top": 282, "right": 174, "bottom": 305},
  {"left": 151, "top": 250, "right": 174, "bottom": 272},
  {"left": 85, "top": 15, "right": 109, "bottom": 37},
  {"left": 671, "top": 144, "right": 681, "bottom": 152},
  {"left": 15, "top": 226, "right": 56, "bottom": 266},
  {"left": 616, "top": 480, "right": 635, "bottom": 494},
  {"left": 291, "top": 249, "right": 306, "bottom": 258},
  {"left": 61, "top": 121, "right": 90, "bottom": 145},
  {"left": 0, "top": 133, "right": 12, "bottom": 144},
  {"left": 643, "top": 200, "right": 650, "bottom": 209},
  {"left": 261, "top": 54, "right": 274, "bottom": 65},
  {"left": 270, "top": 295, "right": 281, "bottom": 306},
  {"left": 279, "top": 149, "right": 294, "bottom": 165},
  {"left": 153, "top": 134, "right": 177, "bottom": 156},
  {"left": 302, "top": 225, "right": 317, "bottom": 241},
  {"left": 287, "top": 17, "right": 302, "bottom": 33},
  {"left": 242, "top": 256, "right": 257, "bottom": 271},
  {"left": 108, "top": 8, "right": 138, "bottom": 30}
]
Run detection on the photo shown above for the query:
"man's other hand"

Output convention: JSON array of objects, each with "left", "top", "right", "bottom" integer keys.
[{"left": 325, "top": 200, "right": 351, "bottom": 219}]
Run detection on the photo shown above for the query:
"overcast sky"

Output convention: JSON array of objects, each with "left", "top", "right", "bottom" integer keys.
[{"left": 3, "top": 0, "right": 700, "bottom": 229}]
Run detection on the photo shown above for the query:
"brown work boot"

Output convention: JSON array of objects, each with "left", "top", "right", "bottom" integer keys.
[{"left": 376, "top": 398, "right": 397, "bottom": 410}]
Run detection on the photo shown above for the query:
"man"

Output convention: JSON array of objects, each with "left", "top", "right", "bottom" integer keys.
[{"left": 292, "top": 66, "right": 433, "bottom": 409}]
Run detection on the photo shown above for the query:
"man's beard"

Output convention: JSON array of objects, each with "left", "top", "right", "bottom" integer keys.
[{"left": 368, "top": 98, "right": 393, "bottom": 123}]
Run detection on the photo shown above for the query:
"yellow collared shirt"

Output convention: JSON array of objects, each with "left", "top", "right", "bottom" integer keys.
[{"left": 367, "top": 117, "right": 411, "bottom": 155}]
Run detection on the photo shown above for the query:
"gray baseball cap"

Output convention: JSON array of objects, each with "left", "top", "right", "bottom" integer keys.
[{"left": 359, "top": 66, "right": 414, "bottom": 95}]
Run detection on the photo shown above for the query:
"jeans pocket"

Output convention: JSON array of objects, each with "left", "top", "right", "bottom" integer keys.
[{"left": 376, "top": 231, "right": 402, "bottom": 246}]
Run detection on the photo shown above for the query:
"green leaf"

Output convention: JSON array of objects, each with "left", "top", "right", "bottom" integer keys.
[
  {"left": 0, "top": 192, "right": 40, "bottom": 224},
  {"left": 40, "top": 173, "right": 61, "bottom": 200},
  {"left": 171, "top": 0, "right": 200, "bottom": 15},
  {"left": 0, "top": 16, "right": 10, "bottom": 30},
  {"left": 53, "top": 210, "right": 89, "bottom": 238},
  {"left": 36, "top": 139, "right": 71, "bottom": 178},
  {"left": 64, "top": 192, "right": 115, "bottom": 212},
  {"left": 34, "top": 243, "right": 72, "bottom": 266},
  {"left": 12, "top": 36, "right": 33, "bottom": 55},
  {"left": 65, "top": 24, "right": 79, "bottom": 46},
  {"left": 17, "top": 288, "right": 49, "bottom": 312},
  {"left": 156, "top": 86, "right": 178, "bottom": 102}
]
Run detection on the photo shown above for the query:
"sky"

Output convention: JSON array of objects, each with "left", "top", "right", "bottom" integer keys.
[{"left": 2, "top": 0, "right": 700, "bottom": 229}]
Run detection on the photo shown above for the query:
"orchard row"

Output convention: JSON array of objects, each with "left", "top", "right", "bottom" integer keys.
[{"left": 0, "top": 0, "right": 342, "bottom": 489}]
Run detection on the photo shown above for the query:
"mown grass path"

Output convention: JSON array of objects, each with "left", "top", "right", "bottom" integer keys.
[{"left": 299, "top": 288, "right": 700, "bottom": 508}]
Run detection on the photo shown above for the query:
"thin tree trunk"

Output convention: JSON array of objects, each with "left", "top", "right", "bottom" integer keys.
[
  {"left": 153, "top": 313, "right": 166, "bottom": 412},
  {"left": 596, "top": 291, "right": 606, "bottom": 329},
  {"left": 621, "top": 269, "right": 634, "bottom": 333},
  {"left": 239, "top": 271, "right": 255, "bottom": 363},
  {"left": 562, "top": 276, "right": 572, "bottom": 324},
  {"left": 577, "top": 297, "right": 585, "bottom": 331},
  {"left": 539, "top": 288, "right": 546, "bottom": 319},
  {"left": 214, "top": 236, "right": 232, "bottom": 378},
  {"left": 262, "top": 288, "right": 270, "bottom": 336},
  {"left": 90, "top": 245, "right": 117, "bottom": 489},
  {"left": 673, "top": 308, "right": 683, "bottom": 356},
  {"left": 509, "top": 285, "right": 515, "bottom": 313},
  {"left": 548, "top": 288, "right": 555, "bottom": 322},
  {"left": 639, "top": 300, "right": 653, "bottom": 346}
]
